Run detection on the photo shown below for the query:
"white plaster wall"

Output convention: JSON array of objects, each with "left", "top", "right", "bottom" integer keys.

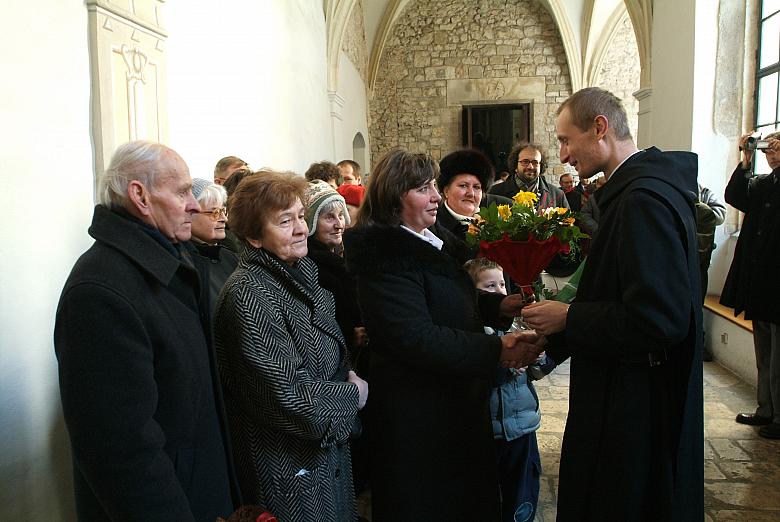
[
  {"left": 336, "top": 50, "right": 371, "bottom": 168},
  {"left": 0, "top": 2, "right": 93, "bottom": 520},
  {"left": 649, "top": 0, "right": 696, "bottom": 150},
  {"left": 165, "top": 1, "right": 333, "bottom": 177}
]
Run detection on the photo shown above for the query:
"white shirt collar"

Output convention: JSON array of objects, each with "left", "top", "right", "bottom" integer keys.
[
  {"left": 443, "top": 201, "right": 474, "bottom": 223},
  {"left": 608, "top": 148, "right": 643, "bottom": 180},
  {"left": 400, "top": 225, "right": 444, "bottom": 250}
]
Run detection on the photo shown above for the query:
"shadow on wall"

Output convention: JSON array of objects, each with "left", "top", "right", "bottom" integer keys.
[{"left": 50, "top": 410, "right": 76, "bottom": 521}]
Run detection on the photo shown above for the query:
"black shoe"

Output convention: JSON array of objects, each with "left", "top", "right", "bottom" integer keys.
[
  {"left": 735, "top": 412, "right": 772, "bottom": 426},
  {"left": 759, "top": 423, "right": 780, "bottom": 439},
  {"left": 702, "top": 349, "right": 713, "bottom": 362}
]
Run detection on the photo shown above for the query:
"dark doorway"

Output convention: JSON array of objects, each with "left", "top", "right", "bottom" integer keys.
[{"left": 462, "top": 103, "right": 531, "bottom": 174}]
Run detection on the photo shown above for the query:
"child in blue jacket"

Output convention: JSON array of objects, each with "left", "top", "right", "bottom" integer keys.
[{"left": 465, "top": 258, "right": 556, "bottom": 522}]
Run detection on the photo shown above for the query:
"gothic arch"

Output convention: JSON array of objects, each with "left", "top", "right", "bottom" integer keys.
[
  {"left": 623, "top": 0, "right": 652, "bottom": 87},
  {"left": 325, "top": 0, "right": 358, "bottom": 91},
  {"left": 586, "top": 4, "right": 632, "bottom": 87}
]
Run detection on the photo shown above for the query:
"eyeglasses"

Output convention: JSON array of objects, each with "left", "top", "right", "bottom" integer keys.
[
  {"left": 196, "top": 207, "right": 228, "bottom": 221},
  {"left": 518, "top": 159, "right": 540, "bottom": 167}
]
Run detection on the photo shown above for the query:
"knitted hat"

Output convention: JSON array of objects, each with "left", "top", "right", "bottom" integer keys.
[
  {"left": 337, "top": 184, "right": 365, "bottom": 207},
  {"left": 304, "top": 180, "right": 350, "bottom": 236},
  {"left": 438, "top": 148, "right": 495, "bottom": 191},
  {"left": 190, "top": 178, "right": 212, "bottom": 200}
]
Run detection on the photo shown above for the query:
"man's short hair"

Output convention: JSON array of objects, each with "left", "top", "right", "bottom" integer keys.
[
  {"left": 98, "top": 140, "right": 171, "bottom": 209},
  {"left": 214, "top": 156, "right": 247, "bottom": 178},
  {"left": 507, "top": 143, "right": 547, "bottom": 175},
  {"left": 560, "top": 173, "right": 573, "bottom": 183},
  {"left": 337, "top": 159, "right": 361, "bottom": 177},
  {"left": 305, "top": 161, "right": 341, "bottom": 185},
  {"left": 557, "top": 87, "right": 632, "bottom": 141}
]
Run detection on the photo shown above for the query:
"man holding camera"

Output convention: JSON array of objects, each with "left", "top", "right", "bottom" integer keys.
[{"left": 721, "top": 131, "right": 780, "bottom": 439}]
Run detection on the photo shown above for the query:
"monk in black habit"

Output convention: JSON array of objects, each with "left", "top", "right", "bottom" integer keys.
[{"left": 521, "top": 87, "right": 704, "bottom": 521}]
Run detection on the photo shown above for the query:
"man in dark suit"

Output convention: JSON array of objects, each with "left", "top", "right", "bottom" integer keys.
[
  {"left": 521, "top": 87, "right": 703, "bottom": 520},
  {"left": 559, "top": 172, "right": 582, "bottom": 212},
  {"left": 488, "top": 142, "right": 569, "bottom": 211},
  {"left": 54, "top": 141, "right": 237, "bottom": 521}
]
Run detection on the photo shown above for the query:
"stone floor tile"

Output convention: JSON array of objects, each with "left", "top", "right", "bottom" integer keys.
[
  {"left": 717, "top": 460, "right": 780, "bottom": 481},
  {"left": 539, "top": 399, "right": 569, "bottom": 414},
  {"left": 705, "top": 417, "right": 761, "bottom": 439},
  {"left": 535, "top": 386, "right": 569, "bottom": 400},
  {"left": 704, "top": 370, "right": 742, "bottom": 388},
  {"left": 547, "top": 373, "right": 571, "bottom": 387},
  {"left": 708, "top": 439, "right": 751, "bottom": 461},
  {"left": 704, "top": 460, "right": 727, "bottom": 480},
  {"left": 736, "top": 438, "right": 780, "bottom": 461},
  {"left": 704, "top": 401, "right": 737, "bottom": 416},
  {"left": 705, "top": 482, "right": 780, "bottom": 510},
  {"left": 708, "top": 509, "right": 780, "bottom": 521},
  {"left": 539, "top": 414, "right": 567, "bottom": 433}
]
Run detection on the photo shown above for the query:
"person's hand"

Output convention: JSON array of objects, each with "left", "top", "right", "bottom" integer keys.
[
  {"left": 522, "top": 300, "right": 570, "bottom": 335},
  {"left": 499, "top": 330, "right": 546, "bottom": 368},
  {"left": 347, "top": 370, "right": 368, "bottom": 410},
  {"left": 353, "top": 327, "right": 369, "bottom": 348},
  {"left": 739, "top": 132, "right": 755, "bottom": 168},
  {"left": 499, "top": 292, "right": 534, "bottom": 318}
]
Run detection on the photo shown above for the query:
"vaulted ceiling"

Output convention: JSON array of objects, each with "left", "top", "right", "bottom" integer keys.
[{"left": 325, "top": 0, "right": 652, "bottom": 92}]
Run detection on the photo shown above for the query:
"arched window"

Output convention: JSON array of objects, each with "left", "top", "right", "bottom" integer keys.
[{"left": 352, "top": 132, "right": 367, "bottom": 175}]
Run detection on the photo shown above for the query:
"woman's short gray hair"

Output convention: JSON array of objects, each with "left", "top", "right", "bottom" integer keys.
[
  {"left": 196, "top": 183, "right": 228, "bottom": 209},
  {"left": 97, "top": 140, "right": 171, "bottom": 209}
]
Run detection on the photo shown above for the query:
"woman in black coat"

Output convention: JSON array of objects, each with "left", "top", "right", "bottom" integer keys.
[
  {"left": 190, "top": 179, "right": 238, "bottom": 312},
  {"left": 343, "top": 150, "right": 526, "bottom": 521}
]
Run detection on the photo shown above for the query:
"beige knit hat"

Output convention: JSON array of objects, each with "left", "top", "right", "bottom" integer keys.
[{"left": 304, "top": 180, "right": 350, "bottom": 236}]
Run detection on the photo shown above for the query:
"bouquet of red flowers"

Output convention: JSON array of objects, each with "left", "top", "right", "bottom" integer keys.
[{"left": 465, "top": 191, "right": 587, "bottom": 297}]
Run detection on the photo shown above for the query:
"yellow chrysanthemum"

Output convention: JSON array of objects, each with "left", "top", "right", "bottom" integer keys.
[
  {"left": 497, "top": 204, "right": 512, "bottom": 220},
  {"left": 556, "top": 207, "right": 568, "bottom": 215},
  {"left": 562, "top": 217, "right": 575, "bottom": 226},
  {"left": 512, "top": 191, "right": 538, "bottom": 207}
]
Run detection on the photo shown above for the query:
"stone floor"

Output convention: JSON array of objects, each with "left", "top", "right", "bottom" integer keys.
[
  {"left": 357, "top": 360, "right": 780, "bottom": 521},
  {"left": 534, "top": 360, "right": 780, "bottom": 521}
]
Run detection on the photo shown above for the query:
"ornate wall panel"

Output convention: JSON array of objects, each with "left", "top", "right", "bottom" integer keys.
[{"left": 87, "top": 0, "right": 168, "bottom": 173}]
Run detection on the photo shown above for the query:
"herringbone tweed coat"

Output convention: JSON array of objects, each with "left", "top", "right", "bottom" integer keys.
[{"left": 215, "top": 247, "right": 360, "bottom": 522}]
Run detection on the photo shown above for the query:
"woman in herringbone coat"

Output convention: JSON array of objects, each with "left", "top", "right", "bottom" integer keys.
[{"left": 214, "top": 172, "right": 368, "bottom": 522}]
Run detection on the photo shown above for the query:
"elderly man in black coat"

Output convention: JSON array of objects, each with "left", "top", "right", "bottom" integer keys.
[
  {"left": 54, "top": 141, "right": 237, "bottom": 521},
  {"left": 721, "top": 131, "right": 780, "bottom": 439},
  {"left": 521, "top": 87, "right": 704, "bottom": 521}
]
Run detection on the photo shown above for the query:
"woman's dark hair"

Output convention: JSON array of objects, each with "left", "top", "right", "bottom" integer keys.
[
  {"left": 355, "top": 149, "right": 439, "bottom": 228},
  {"left": 507, "top": 143, "right": 547, "bottom": 175},
  {"left": 228, "top": 171, "right": 307, "bottom": 242}
]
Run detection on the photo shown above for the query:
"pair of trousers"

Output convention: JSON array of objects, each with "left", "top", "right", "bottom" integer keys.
[
  {"left": 753, "top": 320, "right": 780, "bottom": 423},
  {"left": 495, "top": 432, "right": 541, "bottom": 522}
]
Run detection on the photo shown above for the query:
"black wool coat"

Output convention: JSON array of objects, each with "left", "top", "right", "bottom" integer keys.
[
  {"left": 545, "top": 147, "right": 704, "bottom": 521},
  {"left": 54, "top": 205, "right": 236, "bottom": 522},
  {"left": 343, "top": 225, "right": 507, "bottom": 522},
  {"left": 720, "top": 165, "right": 780, "bottom": 322}
]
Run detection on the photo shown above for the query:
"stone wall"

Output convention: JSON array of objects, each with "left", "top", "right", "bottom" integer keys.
[
  {"left": 594, "top": 13, "right": 641, "bottom": 142},
  {"left": 369, "top": 0, "right": 571, "bottom": 172},
  {"left": 341, "top": 0, "right": 368, "bottom": 85}
]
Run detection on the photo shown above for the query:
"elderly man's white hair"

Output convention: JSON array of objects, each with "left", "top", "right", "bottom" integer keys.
[{"left": 97, "top": 140, "right": 174, "bottom": 209}]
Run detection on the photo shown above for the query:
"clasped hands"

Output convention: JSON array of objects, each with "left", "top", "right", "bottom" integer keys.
[
  {"left": 498, "top": 298, "right": 571, "bottom": 368},
  {"left": 499, "top": 330, "right": 545, "bottom": 368}
]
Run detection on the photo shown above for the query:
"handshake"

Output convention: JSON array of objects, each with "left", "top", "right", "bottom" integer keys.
[{"left": 499, "top": 330, "right": 546, "bottom": 369}]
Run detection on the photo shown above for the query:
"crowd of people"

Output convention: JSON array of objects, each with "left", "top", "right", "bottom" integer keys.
[{"left": 53, "top": 85, "right": 778, "bottom": 522}]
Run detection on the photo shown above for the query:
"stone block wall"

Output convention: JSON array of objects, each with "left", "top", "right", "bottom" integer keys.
[
  {"left": 341, "top": 0, "right": 368, "bottom": 85},
  {"left": 594, "top": 14, "right": 641, "bottom": 142},
  {"left": 369, "top": 0, "right": 572, "bottom": 174}
]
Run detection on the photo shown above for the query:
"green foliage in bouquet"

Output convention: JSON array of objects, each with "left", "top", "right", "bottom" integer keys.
[{"left": 464, "top": 190, "right": 588, "bottom": 252}]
